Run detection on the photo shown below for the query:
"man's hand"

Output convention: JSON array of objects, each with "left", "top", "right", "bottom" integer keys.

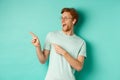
[
  {"left": 30, "top": 32, "right": 40, "bottom": 47},
  {"left": 53, "top": 43, "right": 84, "bottom": 71},
  {"left": 53, "top": 44, "right": 67, "bottom": 56}
]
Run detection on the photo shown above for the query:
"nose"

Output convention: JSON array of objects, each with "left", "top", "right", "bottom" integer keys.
[{"left": 61, "top": 18, "right": 65, "bottom": 23}]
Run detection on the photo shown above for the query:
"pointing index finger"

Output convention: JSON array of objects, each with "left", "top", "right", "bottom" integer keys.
[{"left": 30, "top": 32, "right": 37, "bottom": 37}]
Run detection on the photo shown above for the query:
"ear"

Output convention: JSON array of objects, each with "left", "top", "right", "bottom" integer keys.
[{"left": 72, "top": 19, "right": 76, "bottom": 25}]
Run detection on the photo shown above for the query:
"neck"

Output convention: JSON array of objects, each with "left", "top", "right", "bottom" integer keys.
[{"left": 62, "top": 30, "right": 74, "bottom": 36}]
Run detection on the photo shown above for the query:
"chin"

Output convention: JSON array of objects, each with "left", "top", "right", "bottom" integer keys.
[
  {"left": 62, "top": 26, "right": 67, "bottom": 31},
  {"left": 62, "top": 27, "right": 67, "bottom": 31},
  {"left": 62, "top": 29, "right": 69, "bottom": 32}
]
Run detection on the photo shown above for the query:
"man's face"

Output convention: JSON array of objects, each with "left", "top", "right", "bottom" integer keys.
[{"left": 61, "top": 12, "right": 75, "bottom": 32}]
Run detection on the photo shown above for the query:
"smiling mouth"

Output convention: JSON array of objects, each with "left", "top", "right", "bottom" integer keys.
[{"left": 62, "top": 24, "right": 66, "bottom": 27}]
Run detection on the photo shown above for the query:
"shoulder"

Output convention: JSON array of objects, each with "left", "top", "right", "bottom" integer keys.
[{"left": 74, "top": 35, "right": 86, "bottom": 44}]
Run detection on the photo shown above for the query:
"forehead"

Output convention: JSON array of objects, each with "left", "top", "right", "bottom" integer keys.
[{"left": 62, "top": 12, "right": 72, "bottom": 17}]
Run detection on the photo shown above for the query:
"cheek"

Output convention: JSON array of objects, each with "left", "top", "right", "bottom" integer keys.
[
  {"left": 66, "top": 21, "right": 73, "bottom": 26},
  {"left": 65, "top": 21, "right": 71, "bottom": 25}
]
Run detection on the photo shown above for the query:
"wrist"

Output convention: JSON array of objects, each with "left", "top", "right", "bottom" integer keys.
[
  {"left": 35, "top": 45, "right": 40, "bottom": 48},
  {"left": 62, "top": 51, "right": 67, "bottom": 56}
]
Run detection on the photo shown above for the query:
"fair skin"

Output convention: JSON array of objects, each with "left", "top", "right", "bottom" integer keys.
[{"left": 30, "top": 12, "right": 85, "bottom": 71}]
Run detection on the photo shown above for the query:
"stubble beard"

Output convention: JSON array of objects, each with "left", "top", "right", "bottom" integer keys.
[{"left": 62, "top": 25, "right": 71, "bottom": 32}]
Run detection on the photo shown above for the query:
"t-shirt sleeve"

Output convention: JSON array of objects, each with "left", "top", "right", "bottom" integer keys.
[
  {"left": 43, "top": 32, "right": 51, "bottom": 50},
  {"left": 78, "top": 40, "right": 87, "bottom": 58}
]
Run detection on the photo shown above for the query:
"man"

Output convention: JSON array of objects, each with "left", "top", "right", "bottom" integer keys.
[{"left": 30, "top": 8, "right": 86, "bottom": 80}]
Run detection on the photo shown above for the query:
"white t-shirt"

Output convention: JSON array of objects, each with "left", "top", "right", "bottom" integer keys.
[{"left": 44, "top": 31, "right": 86, "bottom": 80}]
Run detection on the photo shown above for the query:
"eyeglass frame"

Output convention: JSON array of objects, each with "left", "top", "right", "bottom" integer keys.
[{"left": 60, "top": 17, "right": 73, "bottom": 21}]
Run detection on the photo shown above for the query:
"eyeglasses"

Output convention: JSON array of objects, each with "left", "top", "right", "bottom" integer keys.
[{"left": 60, "top": 17, "right": 73, "bottom": 21}]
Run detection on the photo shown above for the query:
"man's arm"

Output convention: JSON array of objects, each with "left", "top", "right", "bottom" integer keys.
[
  {"left": 53, "top": 44, "right": 85, "bottom": 71},
  {"left": 36, "top": 46, "right": 50, "bottom": 64},
  {"left": 30, "top": 32, "right": 50, "bottom": 64},
  {"left": 63, "top": 52, "right": 84, "bottom": 71}
]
